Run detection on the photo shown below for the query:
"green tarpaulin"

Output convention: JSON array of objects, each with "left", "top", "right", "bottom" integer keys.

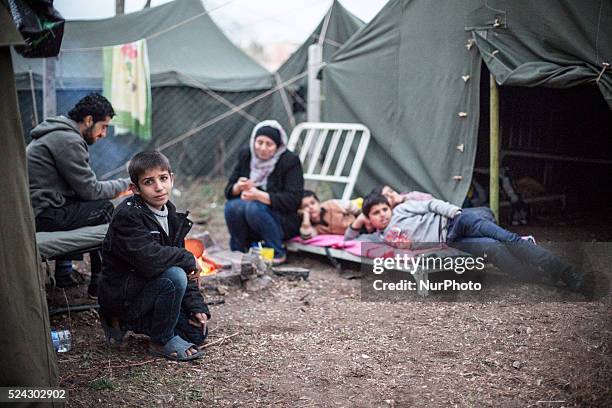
[
  {"left": 322, "top": 0, "right": 612, "bottom": 204},
  {"left": 0, "top": 4, "right": 59, "bottom": 403},
  {"left": 12, "top": 0, "right": 273, "bottom": 91}
]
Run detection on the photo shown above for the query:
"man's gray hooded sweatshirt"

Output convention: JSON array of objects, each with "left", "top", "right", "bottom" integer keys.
[
  {"left": 26, "top": 116, "right": 130, "bottom": 216},
  {"left": 345, "top": 198, "right": 461, "bottom": 245}
]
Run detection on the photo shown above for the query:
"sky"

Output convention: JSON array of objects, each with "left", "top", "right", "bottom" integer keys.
[{"left": 53, "top": 0, "right": 388, "bottom": 45}]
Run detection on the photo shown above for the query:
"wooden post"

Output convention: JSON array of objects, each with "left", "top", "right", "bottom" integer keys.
[
  {"left": 42, "top": 58, "right": 56, "bottom": 119},
  {"left": 489, "top": 74, "right": 500, "bottom": 221}
]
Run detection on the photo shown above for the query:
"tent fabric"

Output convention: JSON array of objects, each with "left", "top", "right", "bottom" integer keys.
[
  {"left": 322, "top": 0, "right": 483, "bottom": 204},
  {"left": 277, "top": 0, "right": 364, "bottom": 88},
  {"left": 322, "top": 0, "right": 612, "bottom": 204},
  {"left": 276, "top": 0, "right": 364, "bottom": 119},
  {"left": 12, "top": 0, "right": 273, "bottom": 92},
  {"left": 470, "top": 0, "right": 612, "bottom": 109},
  {"left": 12, "top": 0, "right": 292, "bottom": 182},
  {"left": 0, "top": 5, "right": 59, "bottom": 395}
]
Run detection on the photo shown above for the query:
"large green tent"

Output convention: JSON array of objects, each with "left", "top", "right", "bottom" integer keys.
[
  {"left": 12, "top": 0, "right": 290, "bottom": 182},
  {"left": 276, "top": 0, "right": 364, "bottom": 123},
  {"left": 322, "top": 0, "right": 612, "bottom": 204},
  {"left": 0, "top": 5, "right": 59, "bottom": 402}
]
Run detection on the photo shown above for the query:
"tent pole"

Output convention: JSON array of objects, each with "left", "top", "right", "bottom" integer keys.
[
  {"left": 43, "top": 57, "right": 57, "bottom": 119},
  {"left": 489, "top": 74, "right": 500, "bottom": 221},
  {"left": 307, "top": 44, "right": 322, "bottom": 122}
]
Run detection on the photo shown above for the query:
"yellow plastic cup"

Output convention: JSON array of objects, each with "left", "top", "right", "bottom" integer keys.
[{"left": 260, "top": 247, "right": 274, "bottom": 261}]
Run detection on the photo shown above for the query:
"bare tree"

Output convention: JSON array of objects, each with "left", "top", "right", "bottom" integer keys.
[{"left": 116, "top": 0, "right": 125, "bottom": 15}]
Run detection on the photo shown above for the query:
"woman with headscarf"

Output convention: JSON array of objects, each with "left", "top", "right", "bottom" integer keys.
[{"left": 224, "top": 120, "right": 304, "bottom": 264}]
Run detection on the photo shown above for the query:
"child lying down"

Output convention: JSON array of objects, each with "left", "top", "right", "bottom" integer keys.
[{"left": 345, "top": 191, "right": 584, "bottom": 292}]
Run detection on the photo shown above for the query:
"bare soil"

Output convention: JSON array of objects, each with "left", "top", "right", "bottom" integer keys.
[{"left": 49, "top": 180, "right": 612, "bottom": 407}]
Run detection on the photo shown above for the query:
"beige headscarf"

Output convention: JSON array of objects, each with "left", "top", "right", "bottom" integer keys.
[{"left": 249, "top": 120, "right": 288, "bottom": 190}]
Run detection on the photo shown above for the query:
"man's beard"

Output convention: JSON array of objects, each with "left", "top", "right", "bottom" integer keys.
[{"left": 83, "top": 124, "right": 96, "bottom": 145}]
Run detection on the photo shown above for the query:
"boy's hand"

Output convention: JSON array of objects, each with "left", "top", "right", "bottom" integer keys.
[
  {"left": 353, "top": 213, "right": 367, "bottom": 228},
  {"left": 187, "top": 256, "right": 202, "bottom": 282},
  {"left": 188, "top": 312, "right": 208, "bottom": 332}
]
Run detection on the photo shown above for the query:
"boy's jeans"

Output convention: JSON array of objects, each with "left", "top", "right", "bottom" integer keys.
[
  {"left": 123, "top": 267, "right": 208, "bottom": 345},
  {"left": 447, "top": 208, "right": 572, "bottom": 278},
  {"left": 224, "top": 198, "right": 286, "bottom": 257}
]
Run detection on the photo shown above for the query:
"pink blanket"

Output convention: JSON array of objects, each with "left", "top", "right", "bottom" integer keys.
[{"left": 289, "top": 235, "right": 456, "bottom": 259}]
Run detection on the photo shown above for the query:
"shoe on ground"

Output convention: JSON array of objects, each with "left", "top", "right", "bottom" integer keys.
[
  {"left": 100, "top": 315, "right": 127, "bottom": 347},
  {"left": 272, "top": 254, "right": 287, "bottom": 266},
  {"left": 87, "top": 283, "right": 98, "bottom": 300},
  {"left": 561, "top": 266, "right": 583, "bottom": 293},
  {"left": 521, "top": 235, "right": 536, "bottom": 244}
]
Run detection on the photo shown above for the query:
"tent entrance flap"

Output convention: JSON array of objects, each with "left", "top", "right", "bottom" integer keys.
[{"left": 472, "top": 77, "right": 612, "bottom": 225}]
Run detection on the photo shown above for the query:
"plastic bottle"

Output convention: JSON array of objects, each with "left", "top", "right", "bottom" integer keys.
[{"left": 51, "top": 330, "right": 71, "bottom": 352}]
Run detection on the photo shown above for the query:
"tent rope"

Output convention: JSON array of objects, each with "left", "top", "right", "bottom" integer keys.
[
  {"left": 178, "top": 72, "right": 260, "bottom": 124},
  {"left": 60, "top": 0, "right": 238, "bottom": 52},
  {"left": 312, "top": 34, "right": 343, "bottom": 48},
  {"left": 596, "top": 62, "right": 610, "bottom": 83},
  {"left": 318, "top": 6, "right": 333, "bottom": 47},
  {"left": 100, "top": 69, "right": 308, "bottom": 179},
  {"left": 274, "top": 72, "right": 296, "bottom": 128}
]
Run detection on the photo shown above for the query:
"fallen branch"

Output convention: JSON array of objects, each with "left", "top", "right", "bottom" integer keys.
[{"left": 200, "top": 332, "right": 239, "bottom": 349}]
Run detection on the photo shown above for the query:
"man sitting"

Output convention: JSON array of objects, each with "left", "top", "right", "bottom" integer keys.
[{"left": 27, "top": 93, "right": 130, "bottom": 294}]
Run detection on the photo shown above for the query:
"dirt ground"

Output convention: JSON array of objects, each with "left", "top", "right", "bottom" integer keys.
[{"left": 49, "top": 180, "right": 612, "bottom": 407}]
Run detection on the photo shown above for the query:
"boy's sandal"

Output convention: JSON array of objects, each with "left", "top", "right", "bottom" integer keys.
[{"left": 149, "top": 335, "right": 204, "bottom": 362}]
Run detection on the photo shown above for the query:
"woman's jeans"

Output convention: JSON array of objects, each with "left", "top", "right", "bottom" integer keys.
[
  {"left": 447, "top": 208, "right": 572, "bottom": 278},
  {"left": 123, "top": 267, "right": 208, "bottom": 345},
  {"left": 224, "top": 198, "right": 286, "bottom": 257}
]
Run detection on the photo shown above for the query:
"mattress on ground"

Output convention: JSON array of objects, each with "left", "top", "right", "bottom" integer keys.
[
  {"left": 287, "top": 234, "right": 468, "bottom": 260},
  {"left": 36, "top": 224, "right": 109, "bottom": 260}
]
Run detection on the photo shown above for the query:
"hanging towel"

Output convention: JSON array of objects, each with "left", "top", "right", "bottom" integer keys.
[{"left": 103, "top": 39, "right": 152, "bottom": 140}]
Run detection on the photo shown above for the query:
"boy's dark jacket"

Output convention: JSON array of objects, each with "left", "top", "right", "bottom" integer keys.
[
  {"left": 99, "top": 194, "right": 210, "bottom": 319},
  {"left": 224, "top": 148, "right": 304, "bottom": 238}
]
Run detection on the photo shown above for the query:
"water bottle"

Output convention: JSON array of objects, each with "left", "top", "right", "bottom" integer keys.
[{"left": 51, "top": 330, "right": 72, "bottom": 353}]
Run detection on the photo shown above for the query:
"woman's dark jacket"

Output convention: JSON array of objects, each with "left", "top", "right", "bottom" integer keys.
[
  {"left": 98, "top": 194, "right": 210, "bottom": 319},
  {"left": 224, "top": 148, "right": 304, "bottom": 238}
]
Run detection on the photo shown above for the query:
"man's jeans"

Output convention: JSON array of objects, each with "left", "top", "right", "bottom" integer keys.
[
  {"left": 224, "top": 198, "right": 285, "bottom": 257},
  {"left": 123, "top": 267, "right": 208, "bottom": 345},
  {"left": 447, "top": 208, "right": 572, "bottom": 278}
]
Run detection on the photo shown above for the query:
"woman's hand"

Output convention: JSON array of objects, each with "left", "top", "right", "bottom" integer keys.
[
  {"left": 232, "top": 177, "right": 255, "bottom": 196},
  {"left": 241, "top": 187, "right": 271, "bottom": 205}
]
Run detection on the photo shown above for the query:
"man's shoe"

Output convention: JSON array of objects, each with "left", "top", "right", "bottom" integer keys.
[
  {"left": 100, "top": 315, "right": 126, "bottom": 347},
  {"left": 87, "top": 283, "right": 98, "bottom": 300},
  {"left": 561, "top": 266, "right": 583, "bottom": 292}
]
